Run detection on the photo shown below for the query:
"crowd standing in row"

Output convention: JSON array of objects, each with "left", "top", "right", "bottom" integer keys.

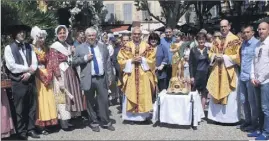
[{"left": 1, "top": 19, "right": 269, "bottom": 140}]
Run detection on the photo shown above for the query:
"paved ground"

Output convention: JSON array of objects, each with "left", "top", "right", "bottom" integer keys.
[{"left": 17, "top": 105, "right": 252, "bottom": 140}]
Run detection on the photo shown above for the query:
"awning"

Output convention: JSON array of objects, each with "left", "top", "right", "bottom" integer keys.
[
  {"left": 118, "top": 30, "right": 131, "bottom": 34},
  {"left": 110, "top": 25, "right": 130, "bottom": 32},
  {"left": 142, "top": 30, "right": 149, "bottom": 34},
  {"left": 140, "top": 23, "right": 164, "bottom": 31}
]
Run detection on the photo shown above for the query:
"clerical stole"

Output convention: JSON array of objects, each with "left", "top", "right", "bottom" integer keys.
[
  {"left": 207, "top": 32, "right": 241, "bottom": 104},
  {"left": 118, "top": 41, "right": 156, "bottom": 113}
]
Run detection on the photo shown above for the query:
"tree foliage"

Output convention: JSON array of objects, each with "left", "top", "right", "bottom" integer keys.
[
  {"left": 193, "top": 1, "right": 220, "bottom": 28},
  {"left": 1, "top": 0, "right": 59, "bottom": 55},
  {"left": 1, "top": 0, "right": 106, "bottom": 53},
  {"left": 135, "top": 0, "right": 191, "bottom": 28},
  {"left": 2, "top": 0, "right": 58, "bottom": 31}
]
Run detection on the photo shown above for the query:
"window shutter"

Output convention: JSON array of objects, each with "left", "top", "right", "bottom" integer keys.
[
  {"left": 105, "top": 4, "right": 115, "bottom": 23},
  {"left": 123, "top": 3, "right": 132, "bottom": 22}
]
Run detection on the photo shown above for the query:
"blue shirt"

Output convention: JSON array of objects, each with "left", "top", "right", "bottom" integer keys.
[
  {"left": 160, "top": 37, "right": 175, "bottom": 64},
  {"left": 73, "top": 40, "right": 81, "bottom": 48},
  {"left": 156, "top": 45, "right": 168, "bottom": 79},
  {"left": 83, "top": 43, "right": 104, "bottom": 76},
  {"left": 240, "top": 37, "right": 259, "bottom": 81}
]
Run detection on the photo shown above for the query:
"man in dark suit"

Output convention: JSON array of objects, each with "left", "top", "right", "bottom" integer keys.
[
  {"left": 72, "top": 27, "right": 115, "bottom": 132},
  {"left": 4, "top": 25, "right": 40, "bottom": 140}
]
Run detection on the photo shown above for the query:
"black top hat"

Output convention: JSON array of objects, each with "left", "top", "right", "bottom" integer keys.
[{"left": 5, "top": 25, "right": 31, "bottom": 39}]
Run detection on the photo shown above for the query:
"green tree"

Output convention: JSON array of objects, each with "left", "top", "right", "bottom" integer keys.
[
  {"left": 2, "top": 0, "right": 58, "bottom": 30},
  {"left": 1, "top": 0, "right": 58, "bottom": 56}
]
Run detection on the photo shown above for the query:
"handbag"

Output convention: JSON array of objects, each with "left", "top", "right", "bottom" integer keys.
[{"left": 1, "top": 62, "right": 12, "bottom": 88}]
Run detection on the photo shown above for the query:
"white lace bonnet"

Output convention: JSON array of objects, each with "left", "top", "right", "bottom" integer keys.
[
  {"left": 30, "top": 26, "right": 47, "bottom": 44},
  {"left": 55, "top": 25, "right": 69, "bottom": 40}
]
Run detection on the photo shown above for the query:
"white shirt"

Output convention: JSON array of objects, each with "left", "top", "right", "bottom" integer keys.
[
  {"left": 84, "top": 44, "right": 104, "bottom": 76},
  {"left": 250, "top": 36, "right": 269, "bottom": 84},
  {"left": 183, "top": 48, "right": 191, "bottom": 60},
  {"left": 107, "top": 44, "right": 114, "bottom": 57},
  {"left": 205, "top": 42, "right": 213, "bottom": 48},
  {"left": 4, "top": 43, "right": 38, "bottom": 74}
]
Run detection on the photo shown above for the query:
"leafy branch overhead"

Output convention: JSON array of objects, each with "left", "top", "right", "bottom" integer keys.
[
  {"left": 135, "top": 0, "right": 191, "bottom": 28},
  {"left": 2, "top": 0, "right": 58, "bottom": 30}
]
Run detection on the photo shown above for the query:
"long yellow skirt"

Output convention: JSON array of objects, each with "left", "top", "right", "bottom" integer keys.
[{"left": 35, "top": 74, "right": 58, "bottom": 127}]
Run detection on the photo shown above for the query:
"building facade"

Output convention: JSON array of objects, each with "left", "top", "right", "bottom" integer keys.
[{"left": 103, "top": 1, "right": 162, "bottom": 24}]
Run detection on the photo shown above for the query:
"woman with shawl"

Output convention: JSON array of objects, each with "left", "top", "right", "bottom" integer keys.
[
  {"left": 46, "top": 25, "right": 84, "bottom": 131},
  {"left": 30, "top": 26, "right": 58, "bottom": 134}
]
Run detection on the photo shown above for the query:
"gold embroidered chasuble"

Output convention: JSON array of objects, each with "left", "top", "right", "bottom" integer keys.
[
  {"left": 117, "top": 41, "right": 157, "bottom": 113},
  {"left": 207, "top": 32, "right": 241, "bottom": 104}
]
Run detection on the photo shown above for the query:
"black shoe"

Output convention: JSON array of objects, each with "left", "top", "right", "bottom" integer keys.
[
  {"left": 17, "top": 133, "right": 28, "bottom": 140},
  {"left": 242, "top": 126, "right": 257, "bottom": 132},
  {"left": 240, "top": 122, "right": 250, "bottom": 129},
  {"left": 89, "top": 125, "right": 100, "bottom": 132},
  {"left": 143, "top": 118, "right": 152, "bottom": 124},
  {"left": 27, "top": 130, "right": 40, "bottom": 138},
  {"left": 102, "top": 125, "right": 115, "bottom": 131},
  {"left": 130, "top": 121, "right": 135, "bottom": 125},
  {"left": 67, "top": 122, "right": 74, "bottom": 128},
  {"left": 62, "top": 127, "right": 74, "bottom": 132},
  {"left": 41, "top": 130, "right": 49, "bottom": 135}
]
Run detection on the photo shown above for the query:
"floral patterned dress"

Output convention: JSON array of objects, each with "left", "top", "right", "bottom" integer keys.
[
  {"left": 46, "top": 42, "right": 84, "bottom": 121},
  {"left": 33, "top": 46, "right": 58, "bottom": 127}
]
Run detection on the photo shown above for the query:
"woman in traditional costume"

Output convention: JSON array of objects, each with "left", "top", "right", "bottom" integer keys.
[
  {"left": 1, "top": 65, "right": 16, "bottom": 138},
  {"left": 30, "top": 26, "right": 58, "bottom": 134},
  {"left": 46, "top": 25, "right": 84, "bottom": 131}
]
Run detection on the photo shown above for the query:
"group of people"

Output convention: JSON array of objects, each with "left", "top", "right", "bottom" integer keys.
[{"left": 1, "top": 19, "right": 269, "bottom": 140}]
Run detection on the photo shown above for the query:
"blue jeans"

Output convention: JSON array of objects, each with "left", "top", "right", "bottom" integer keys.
[
  {"left": 240, "top": 80, "right": 259, "bottom": 128},
  {"left": 255, "top": 82, "right": 269, "bottom": 136}
]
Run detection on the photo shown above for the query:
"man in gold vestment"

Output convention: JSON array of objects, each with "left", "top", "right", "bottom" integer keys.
[
  {"left": 117, "top": 27, "right": 156, "bottom": 122},
  {"left": 207, "top": 19, "right": 241, "bottom": 123}
]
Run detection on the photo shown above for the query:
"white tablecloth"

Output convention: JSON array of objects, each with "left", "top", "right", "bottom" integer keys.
[{"left": 152, "top": 90, "right": 205, "bottom": 127}]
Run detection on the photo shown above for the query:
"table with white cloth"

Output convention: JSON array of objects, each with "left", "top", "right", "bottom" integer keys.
[{"left": 152, "top": 90, "right": 205, "bottom": 128}]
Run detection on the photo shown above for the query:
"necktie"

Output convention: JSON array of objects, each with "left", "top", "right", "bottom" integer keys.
[
  {"left": 22, "top": 46, "right": 26, "bottom": 55},
  {"left": 90, "top": 46, "right": 99, "bottom": 75}
]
